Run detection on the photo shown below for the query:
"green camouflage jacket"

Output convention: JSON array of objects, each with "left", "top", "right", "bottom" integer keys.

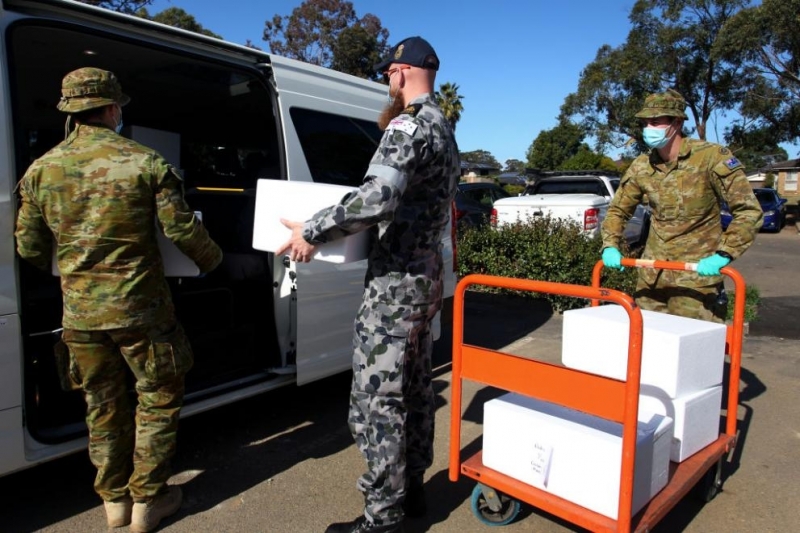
[
  {"left": 302, "top": 93, "right": 460, "bottom": 310},
  {"left": 601, "top": 137, "right": 763, "bottom": 288},
  {"left": 15, "top": 124, "right": 222, "bottom": 329}
]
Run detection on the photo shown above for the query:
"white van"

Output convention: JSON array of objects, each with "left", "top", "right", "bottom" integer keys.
[{"left": 0, "top": 0, "right": 455, "bottom": 477}]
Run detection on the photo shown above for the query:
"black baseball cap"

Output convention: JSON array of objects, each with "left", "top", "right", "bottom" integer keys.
[{"left": 374, "top": 36, "right": 440, "bottom": 73}]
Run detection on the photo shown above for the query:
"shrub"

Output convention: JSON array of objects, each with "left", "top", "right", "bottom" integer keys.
[
  {"left": 726, "top": 284, "right": 760, "bottom": 323},
  {"left": 456, "top": 216, "right": 637, "bottom": 312},
  {"left": 503, "top": 184, "right": 525, "bottom": 196},
  {"left": 456, "top": 217, "right": 761, "bottom": 320}
]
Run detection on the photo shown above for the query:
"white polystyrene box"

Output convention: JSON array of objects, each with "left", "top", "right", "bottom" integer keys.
[
  {"left": 562, "top": 305, "right": 726, "bottom": 398},
  {"left": 252, "top": 179, "right": 368, "bottom": 263},
  {"left": 483, "top": 393, "right": 672, "bottom": 520},
  {"left": 126, "top": 125, "right": 181, "bottom": 169},
  {"left": 639, "top": 385, "right": 722, "bottom": 463}
]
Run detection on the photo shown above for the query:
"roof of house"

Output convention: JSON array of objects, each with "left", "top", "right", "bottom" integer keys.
[
  {"left": 769, "top": 158, "right": 800, "bottom": 170},
  {"left": 461, "top": 161, "right": 500, "bottom": 171}
]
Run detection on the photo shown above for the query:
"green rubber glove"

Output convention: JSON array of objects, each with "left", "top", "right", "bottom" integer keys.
[
  {"left": 602, "top": 247, "right": 624, "bottom": 270},
  {"left": 697, "top": 253, "right": 730, "bottom": 276}
]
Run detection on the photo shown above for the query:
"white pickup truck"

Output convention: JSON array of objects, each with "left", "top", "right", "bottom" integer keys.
[{"left": 492, "top": 171, "right": 650, "bottom": 247}]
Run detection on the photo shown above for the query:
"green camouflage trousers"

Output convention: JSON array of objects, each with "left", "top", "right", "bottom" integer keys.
[
  {"left": 349, "top": 298, "right": 437, "bottom": 525},
  {"left": 62, "top": 321, "right": 192, "bottom": 502},
  {"left": 634, "top": 279, "right": 726, "bottom": 323}
]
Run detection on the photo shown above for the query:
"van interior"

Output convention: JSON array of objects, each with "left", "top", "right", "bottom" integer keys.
[{"left": 8, "top": 20, "right": 285, "bottom": 443}]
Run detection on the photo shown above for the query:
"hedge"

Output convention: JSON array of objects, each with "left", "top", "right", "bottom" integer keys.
[{"left": 456, "top": 216, "right": 637, "bottom": 313}]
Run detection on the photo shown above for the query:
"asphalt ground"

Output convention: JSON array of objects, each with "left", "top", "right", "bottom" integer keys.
[{"left": 1, "top": 226, "right": 798, "bottom": 533}]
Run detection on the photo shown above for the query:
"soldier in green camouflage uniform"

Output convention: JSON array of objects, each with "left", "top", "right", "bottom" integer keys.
[
  {"left": 601, "top": 90, "right": 762, "bottom": 322},
  {"left": 15, "top": 68, "right": 222, "bottom": 532},
  {"left": 277, "top": 37, "right": 459, "bottom": 533}
]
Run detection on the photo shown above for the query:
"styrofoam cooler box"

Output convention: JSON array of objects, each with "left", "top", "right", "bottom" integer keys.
[
  {"left": 252, "top": 179, "right": 368, "bottom": 263},
  {"left": 562, "top": 305, "right": 726, "bottom": 398},
  {"left": 483, "top": 393, "right": 673, "bottom": 520},
  {"left": 639, "top": 385, "right": 723, "bottom": 462}
]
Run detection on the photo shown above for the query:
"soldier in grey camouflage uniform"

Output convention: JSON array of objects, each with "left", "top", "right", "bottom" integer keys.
[
  {"left": 601, "top": 89, "right": 762, "bottom": 322},
  {"left": 15, "top": 68, "right": 222, "bottom": 533},
  {"left": 277, "top": 36, "right": 459, "bottom": 533}
]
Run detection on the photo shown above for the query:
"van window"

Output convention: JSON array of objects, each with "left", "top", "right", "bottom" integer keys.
[{"left": 290, "top": 108, "right": 382, "bottom": 188}]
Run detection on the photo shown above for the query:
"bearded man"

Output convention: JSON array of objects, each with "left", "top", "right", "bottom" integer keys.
[{"left": 276, "top": 36, "right": 460, "bottom": 533}]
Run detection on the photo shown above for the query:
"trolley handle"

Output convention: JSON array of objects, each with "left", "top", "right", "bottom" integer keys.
[
  {"left": 591, "top": 258, "right": 746, "bottom": 323},
  {"left": 591, "top": 258, "right": 746, "bottom": 441}
]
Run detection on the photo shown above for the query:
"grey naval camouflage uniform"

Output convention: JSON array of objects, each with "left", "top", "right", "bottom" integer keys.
[
  {"left": 16, "top": 120, "right": 222, "bottom": 503},
  {"left": 302, "top": 93, "right": 460, "bottom": 525},
  {"left": 601, "top": 137, "right": 762, "bottom": 322}
]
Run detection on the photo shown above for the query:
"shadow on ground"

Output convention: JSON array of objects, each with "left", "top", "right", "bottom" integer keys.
[{"left": 748, "top": 296, "right": 800, "bottom": 339}]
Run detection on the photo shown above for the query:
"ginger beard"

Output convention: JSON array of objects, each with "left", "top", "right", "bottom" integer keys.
[{"left": 378, "top": 85, "right": 406, "bottom": 131}]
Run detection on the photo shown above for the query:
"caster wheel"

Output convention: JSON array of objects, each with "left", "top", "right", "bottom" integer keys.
[
  {"left": 470, "top": 483, "right": 521, "bottom": 526},
  {"left": 693, "top": 459, "right": 723, "bottom": 503}
]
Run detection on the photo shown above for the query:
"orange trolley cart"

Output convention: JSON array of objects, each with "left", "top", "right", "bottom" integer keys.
[{"left": 449, "top": 259, "right": 746, "bottom": 532}]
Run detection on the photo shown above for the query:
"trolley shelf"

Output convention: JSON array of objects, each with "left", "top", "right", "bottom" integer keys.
[{"left": 460, "top": 433, "right": 735, "bottom": 533}]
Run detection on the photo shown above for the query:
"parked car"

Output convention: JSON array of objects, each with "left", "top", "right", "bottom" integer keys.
[
  {"left": 493, "top": 171, "right": 651, "bottom": 248},
  {"left": 454, "top": 181, "right": 511, "bottom": 229},
  {"left": 721, "top": 188, "right": 787, "bottom": 232}
]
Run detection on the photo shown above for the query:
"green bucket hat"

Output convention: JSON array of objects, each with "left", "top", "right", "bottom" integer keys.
[
  {"left": 56, "top": 67, "right": 130, "bottom": 113},
  {"left": 635, "top": 89, "right": 687, "bottom": 120}
]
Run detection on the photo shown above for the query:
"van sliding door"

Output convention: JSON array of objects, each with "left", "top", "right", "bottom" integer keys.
[{"left": 268, "top": 58, "right": 386, "bottom": 384}]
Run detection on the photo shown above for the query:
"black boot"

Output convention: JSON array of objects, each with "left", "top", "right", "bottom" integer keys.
[
  {"left": 402, "top": 477, "right": 427, "bottom": 518},
  {"left": 324, "top": 515, "right": 404, "bottom": 533}
]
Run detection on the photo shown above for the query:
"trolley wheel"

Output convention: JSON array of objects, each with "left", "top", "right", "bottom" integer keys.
[
  {"left": 693, "top": 458, "right": 723, "bottom": 503},
  {"left": 470, "top": 483, "right": 521, "bottom": 526}
]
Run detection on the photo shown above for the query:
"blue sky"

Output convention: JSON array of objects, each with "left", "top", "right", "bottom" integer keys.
[{"left": 148, "top": 0, "right": 797, "bottom": 166}]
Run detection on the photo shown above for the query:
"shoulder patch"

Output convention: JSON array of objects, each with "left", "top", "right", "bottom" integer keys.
[
  {"left": 724, "top": 156, "right": 741, "bottom": 170},
  {"left": 402, "top": 103, "right": 422, "bottom": 117},
  {"left": 388, "top": 118, "right": 418, "bottom": 136}
]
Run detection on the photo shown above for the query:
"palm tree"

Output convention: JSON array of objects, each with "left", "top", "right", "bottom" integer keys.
[{"left": 435, "top": 82, "right": 464, "bottom": 132}]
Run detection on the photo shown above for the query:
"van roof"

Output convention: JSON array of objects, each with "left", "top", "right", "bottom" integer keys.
[{"left": 6, "top": 0, "right": 385, "bottom": 93}]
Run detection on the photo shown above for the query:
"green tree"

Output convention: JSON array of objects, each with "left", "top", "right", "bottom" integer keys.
[
  {"left": 561, "top": 0, "right": 749, "bottom": 153},
  {"left": 526, "top": 121, "right": 585, "bottom": 170},
  {"left": 504, "top": 159, "right": 526, "bottom": 172},
  {"left": 716, "top": 0, "right": 800, "bottom": 142},
  {"left": 138, "top": 7, "right": 221, "bottom": 38},
  {"left": 435, "top": 82, "right": 464, "bottom": 132},
  {"left": 78, "top": 0, "right": 152, "bottom": 14},
  {"left": 263, "top": 0, "right": 389, "bottom": 78},
  {"left": 724, "top": 125, "right": 788, "bottom": 170},
  {"left": 331, "top": 15, "right": 388, "bottom": 81},
  {"left": 559, "top": 148, "right": 620, "bottom": 172},
  {"left": 461, "top": 150, "right": 500, "bottom": 169}
]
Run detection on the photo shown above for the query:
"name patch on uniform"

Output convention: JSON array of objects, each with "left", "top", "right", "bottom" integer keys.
[
  {"left": 724, "top": 157, "right": 741, "bottom": 169},
  {"left": 388, "top": 119, "right": 417, "bottom": 136}
]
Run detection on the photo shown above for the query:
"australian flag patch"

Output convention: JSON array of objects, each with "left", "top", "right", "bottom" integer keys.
[{"left": 724, "top": 157, "right": 741, "bottom": 169}]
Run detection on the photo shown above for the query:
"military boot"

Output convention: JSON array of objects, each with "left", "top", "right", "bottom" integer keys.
[
  {"left": 402, "top": 476, "right": 427, "bottom": 518},
  {"left": 130, "top": 485, "right": 182, "bottom": 533},
  {"left": 103, "top": 495, "right": 133, "bottom": 528},
  {"left": 324, "top": 515, "right": 404, "bottom": 533}
]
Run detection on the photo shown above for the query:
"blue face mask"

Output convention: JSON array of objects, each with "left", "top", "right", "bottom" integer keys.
[
  {"left": 113, "top": 104, "right": 124, "bottom": 134},
  {"left": 643, "top": 125, "right": 671, "bottom": 149}
]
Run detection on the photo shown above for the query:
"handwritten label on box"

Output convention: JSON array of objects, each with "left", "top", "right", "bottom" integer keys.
[{"left": 529, "top": 440, "right": 553, "bottom": 488}]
